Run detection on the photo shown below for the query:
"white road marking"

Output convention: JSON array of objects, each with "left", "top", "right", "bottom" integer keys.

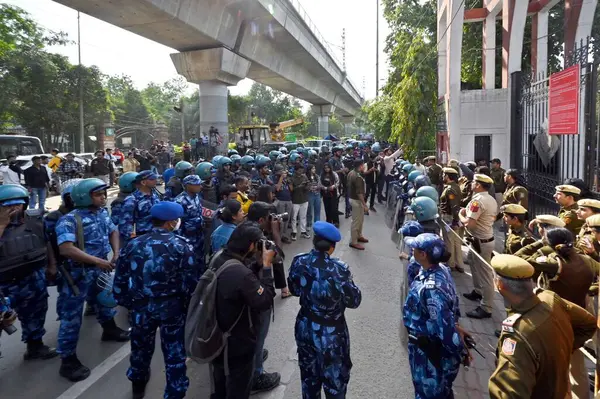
[{"left": 55, "top": 343, "right": 131, "bottom": 399}]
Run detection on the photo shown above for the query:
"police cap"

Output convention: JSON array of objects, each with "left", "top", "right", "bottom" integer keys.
[
  {"left": 135, "top": 170, "right": 158, "bottom": 182},
  {"left": 473, "top": 174, "right": 493, "bottom": 184},
  {"left": 535, "top": 214, "right": 566, "bottom": 227},
  {"left": 500, "top": 204, "right": 527, "bottom": 215},
  {"left": 491, "top": 254, "right": 534, "bottom": 280},
  {"left": 150, "top": 201, "right": 184, "bottom": 221},
  {"left": 442, "top": 167, "right": 458, "bottom": 175},
  {"left": 405, "top": 233, "right": 445, "bottom": 261},
  {"left": 313, "top": 221, "right": 341, "bottom": 243},
  {"left": 555, "top": 184, "right": 581, "bottom": 195},
  {"left": 182, "top": 175, "right": 202, "bottom": 186},
  {"left": 399, "top": 220, "right": 424, "bottom": 237},
  {"left": 587, "top": 214, "right": 600, "bottom": 228},
  {"left": 578, "top": 198, "right": 600, "bottom": 211}
]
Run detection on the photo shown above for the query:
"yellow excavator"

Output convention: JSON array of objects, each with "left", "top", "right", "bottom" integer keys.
[{"left": 269, "top": 118, "right": 303, "bottom": 141}]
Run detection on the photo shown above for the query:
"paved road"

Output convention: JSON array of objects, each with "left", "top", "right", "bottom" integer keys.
[{"left": 0, "top": 192, "right": 417, "bottom": 399}]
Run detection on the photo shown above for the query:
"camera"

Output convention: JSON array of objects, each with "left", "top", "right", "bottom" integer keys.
[
  {"left": 257, "top": 239, "right": 277, "bottom": 252},
  {"left": 269, "top": 212, "right": 288, "bottom": 222}
]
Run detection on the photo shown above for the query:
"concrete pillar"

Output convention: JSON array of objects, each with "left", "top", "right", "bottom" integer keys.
[
  {"left": 170, "top": 47, "right": 250, "bottom": 154},
  {"left": 445, "top": 0, "right": 465, "bottom": 161},
  {"left": 575, "top": 0, "right": 598, "bottom": 46},
  {"left": 532, "top": 10, "right": 549, "bottom": 76},
  {"left": 501, "top": 0, "right": 528, "bottom": 88},
  {"left": 482, "top": 14, "right": 496, "bottom": 89},
  {"left": 312, "top": 105, "right": 336, "bottom": 138},
  {"left": 339, "top": 116, "right": 354, "bottom": 137}
]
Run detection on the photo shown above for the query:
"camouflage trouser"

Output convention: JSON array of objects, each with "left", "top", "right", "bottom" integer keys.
[
  {"left": 0, "top": 268, "right": 48, "bottom": 343},
  {"left": 128, "top": 301, "right": 188, "bottom": 399},
  {"left": 295, "top": 315, "right": 352, "bottom": 399},
  {"left": 408, "top": 343, "right": 460, "bottom": 399},
  {"left": 57, "top": 267, "right": 116, "bottom": 358},
  {"left": 191, "top": 238, "right": 206, "bottom": 280}
]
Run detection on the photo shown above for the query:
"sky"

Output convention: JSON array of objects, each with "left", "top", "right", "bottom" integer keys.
[{"left": 8, "top": 0, "right": 390, "bottom": 101}]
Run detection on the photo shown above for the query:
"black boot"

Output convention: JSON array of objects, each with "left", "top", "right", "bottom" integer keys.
[
  {"left": 101, "top": 319, "right": 131, "bottom": 342},
  {"left": 60, "top": 354, "right": 91, "bottom": 382},
  {"left": 24, "top": 340, "right": 58, "bottom": 360},
  {"left": 132, "top": 380, "right": 148, "bottom": 399},
  {"left": 84, "top": 303, "right": 97, "bottom": 316}
]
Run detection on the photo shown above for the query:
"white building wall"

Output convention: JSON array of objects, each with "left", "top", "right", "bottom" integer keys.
[{"left": 458, "top": 89, "right": 510, "bottom": 166}]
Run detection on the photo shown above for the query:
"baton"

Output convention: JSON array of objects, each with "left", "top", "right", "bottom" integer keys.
[{"left": 58, "top": 265, "right": 80, "bottom": 296}]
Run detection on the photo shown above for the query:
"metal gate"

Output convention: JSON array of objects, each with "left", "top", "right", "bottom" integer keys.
[{"left": 511, "top": 38, "right": 600, "bottom": 218}]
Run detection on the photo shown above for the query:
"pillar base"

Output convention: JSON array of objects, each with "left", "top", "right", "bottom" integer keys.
[
  {"left": 199, "top": 82, "right": 229, "bottom": 155},
  {"left": 312, "top": 105, "right": 336, "bottom": 138}
]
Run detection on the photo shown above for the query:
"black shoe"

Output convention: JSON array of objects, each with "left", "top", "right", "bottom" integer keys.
[
  {"left": 60, "top": 355, "right": 91, "bottom": 382},
  {"left": 24, "top": 340, "right": 58, "bottom": 360},
  {"left": 301, "top": 232, "right": 311, "bottom": 239},
  {"left": 589, "top": 372, "right": 595, "bottom": 392},
  {"left": 132, "top": 380, "right": 149, "bottom": 399},
  {"left": 262, "top": 349, "right": 268, "bottom": 362},
  {"left": 337, "top": 211, "right": 344, "bottom": 215},
  {"left": 291, "top": 232, "right": 297, "bottom": 241},
  {"left": 463, "top": 290, "right": 483, "bottom": 302},
  {"left": 466, "top": 306, "right": 492, "bottom": 319},
  {"left": 251, "top": 372, "right": 281, "bottom": 394},
  {"left": 494, "top": 329, "right": 501, "bottom": 338},
  {"left": 345, "top": 213, "right": 351, "bottom": 219},
  {"left": 84, "top": 304, "right": 97, "bottom": 316},
  {"left": 101, "top": 319, "right": 131, "bottom": 342},
  {"left": 281, "top": 237, "right": 292, "bottom": 244}
]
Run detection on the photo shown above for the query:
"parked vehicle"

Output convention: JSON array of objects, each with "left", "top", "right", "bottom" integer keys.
[
  {"left": 0, "top": 135, "right": 44, "bottom": 158},
  {"left": 303, "top": 139, "right": 332, "bottom": 153}
]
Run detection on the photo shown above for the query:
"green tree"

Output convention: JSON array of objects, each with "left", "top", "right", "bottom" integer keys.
[{"left": 361, "top": 96, "right": 394, "bottom": 141}]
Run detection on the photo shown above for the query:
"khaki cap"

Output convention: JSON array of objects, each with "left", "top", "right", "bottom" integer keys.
[
  {"left": 442, "top": 167, "right": 458, "bottom": 175},
  {"left": 535, "top": 214, "right": 566, "bottom": 227},
  {"left": 578, "top": 199, "right": 600, "bottom": 211},
  {"left": 500, "top": 204, "right": 527, "bottom": 215},
  {"left": 586, "top": 214, "right": 600, "bottom": 228},
  {"left": 449, "top": 159, "right": 459, "bottom": 166},
  {"left": 555, "top": 185, "right": 581, "bottom": 195},
  {"left": 474, "top": 174, "right": 493, "bottom": 184},
  {"left": 491, "top": 254, "right": 535, "bottom": 280}
]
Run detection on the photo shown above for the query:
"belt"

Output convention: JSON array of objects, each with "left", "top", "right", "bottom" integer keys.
[
  {"left": 299, "top": 308, "right": 345, "bottom": 327},
  {"left": 479, "top": 237, "right": 495, "bottom": 243}
]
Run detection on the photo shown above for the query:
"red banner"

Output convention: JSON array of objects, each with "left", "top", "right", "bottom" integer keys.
[{"left": 549, "top": 65, "right": 580, "bottom": 135}]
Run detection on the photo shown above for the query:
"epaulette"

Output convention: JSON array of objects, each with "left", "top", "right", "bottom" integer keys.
[
  {"left": 501, "top": 313, "right": 522, "bottom": 333},
  {"left": 424, "top": 274, "right": 436, "bottom": 289}
]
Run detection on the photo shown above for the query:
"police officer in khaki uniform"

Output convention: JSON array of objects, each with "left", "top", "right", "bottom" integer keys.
[
  {"left": 517, "top": 215, "right": 566, "bottom": 273},
  {"left": 554, "top": 184, "right": 584, "bottom": 236},
  {"left": 439, "top": 167, "right": 464, "bottom": 272},
  {"left": 574, "top": 199, "right": 600, "bottom": 260},
  {"left": 425, "top": 156, "right": 443, "bottom": 193},
  {"left": 500, "top": 204, "right": 535, "bottom": 254},
  {"left": 489, "top": 158, "right": 505, "bottom": 208},
  {"left": 502, "top": 169, "right": 528, "bottom": 209},
  {"left": 488, "top": 254, "right": 597, "bottom": 399},
  {"left": 459, "top": 174, "right": 498, "bottom": 319}
]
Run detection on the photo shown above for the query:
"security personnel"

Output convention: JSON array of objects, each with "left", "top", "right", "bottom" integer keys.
[
  {"left": 488, "top": 254, "right": 597, "bottom": 399},
  {"left": 196, "top": 162, "right": 216, "bottom": 205},
  {"left": 213, "top": 156, "right": 235, "bottom": 200},
  {"left": 165, "top": 161, "right": 194, "bottom": 201},
  {"left": 403, "top": 233, "right": 466, "bottom": 399},
  {"left": 439, "top": 167, "right": 464, "bottom": 272},
  {"left": 114, "top": 202, "right": 196, "bottom": 399},
  {"left": 288, "top": 221, "right": 362, "bottom": 398},
  {"left": 516, "top": 215, "right": 566, "bottom": 269},
  {"left": 460, "top": 174, "right": 498, "bottom": 319},
  {"left": 409, "top": 196, "right": 441, "bottom": 235},
  {"left": 458, "top": 171, "right": 473, "bottom": 208},
  {"left": 56, "top": 178, "right": 129, "bottom": 381},
  {"left": 574, "top": 199, "right": 600, "bottom": 259},
  {"left": 0, "top": 184, "right": 56, "bottom": 361},
  {"left": 110, "top": 172, "right": 138, "bottom": 229},
  {"left": 502, "top": 169, "right": 529, "bottom": 209},
  {"left": 490, "top": 158, "right": 506, "bottom": 206},
  {"left": 425, "top": 156, "right": 443, "bottom": 193},
  {"left": 554, "top": 184, "right": 584, "bottom": 235},
  {"left": 174, "top": 175, "right": 205, "bottom": 277},
  {"left": 120, "top": 171, "right": 161, "bottom": 244},
  {"left": 501, "top": 204, "right": 535, "bottom": 254}
]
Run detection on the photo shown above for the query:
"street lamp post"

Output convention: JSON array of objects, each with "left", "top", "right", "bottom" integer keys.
[{"left": 375, "top": 0, "right": 379, "bottom": 97}]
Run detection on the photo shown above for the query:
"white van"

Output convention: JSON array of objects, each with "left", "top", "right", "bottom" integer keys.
[{"left": 303, "top": 140, "right": 333, "bottom": 153}]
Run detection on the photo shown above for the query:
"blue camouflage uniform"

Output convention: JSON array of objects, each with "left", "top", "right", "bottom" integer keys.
[
  {"left": 174, "top": 185, "right": 205, "bottom": 276},
  {"left": 110, "top": 193, "right": 128, "bottom": 227},
  {"left": 403, "top": 234, "right": 463, "bottom": 398},
  {"left": 288, "top": 222, "right": 362, "bottom": 398},
  {"left": 114, "top": 203, "right": 196, "bottom": 399},
  {"left": 55, "top": 208, "right": 118, "bottom": 358},
  {"left": 119, "top": 189, "right": 161, "bottom": 244}
]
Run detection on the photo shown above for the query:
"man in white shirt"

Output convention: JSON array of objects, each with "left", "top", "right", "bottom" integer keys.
[
  {"left": 413, "top": 157, "right": 426, "bottom": 174},
  {"left": 104, "top": 148, "right": 118, "bottom": 187},
  {"left": 0, "top": 155, "right": 23, "bottom": 186},
  {"left": 382, "top": 146, "right": 403, "bottom": 200}
]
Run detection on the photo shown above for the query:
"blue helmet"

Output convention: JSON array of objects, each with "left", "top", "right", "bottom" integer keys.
[
  {"left": 279, "top": 146, "right": 288, "bottom": 154},
  {"left": 118, "top": 172, "right": 138, "bottom": 194},
  {"left": 414, "top": 175, "right": 431, "bottom": 190},
  {"left": 71, "top": 178, "right": 108, "bottom": 208},
  {"left": 256, "top": 155, "right": 271, "bottom": 168},
  {"left": 195, "top": 162, "right": 213, "bottom": 180},
  {"left": 410, "top": 197, "right": 438, "bottom": 222},
  {"left": 240, "top": 155, "right": 255, "bottom": 166},
  {"left": 289, "top": 153, "right": 301, "bottom": 163},
  {"left": 289, "top": 149, "right": 299, "bottom": 156},
  {"left": 227, "top": 149, "right": 239, "bottom": 157},
  {"left": 212, "top": 155, "right": 223, "bottom": 167},
  {"left": 408, "top": 170, "right": 423, "bottom": 183},
  {"left": 163, "top": 167, "right": 175, "bottom": 184},
  {"left": 402, "top": 163, "right": 415, "bottom": 174},
  {"left": 230, "top": 154, "right": 242, "bottom": 164},
  {"left": 277, "top": 153, "right": 288, "bottom": 161},
  {"left": 269, "top": 150, "right": 281, "bottom": 162},
  {"left": 96, "top": 272, "right": 117, "bottom": 308},
  {"left": 416, "top": 186, "right": 439, "bottom": 204},
  {"left": 0, "top": 184, "right": 29, "bottom": 208},
  {"left": 175, "top": 161, "right": 194, "bottom": 178},
  {"left": 371, "top": 143, "right": 381, "bottom": 153},
  {"left": 60, "top": 178, "right": 84, "bottom": 202},
  {"left": 217, "top": 156, "right": 232, "bottom": 169},
  {"left": 308, "top": 149, "right": 318, "bottom": 159}
]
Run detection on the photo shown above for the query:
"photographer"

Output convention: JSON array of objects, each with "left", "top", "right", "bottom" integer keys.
[{"left": 209, "top": 223, "right": 276, "bottom": 398}]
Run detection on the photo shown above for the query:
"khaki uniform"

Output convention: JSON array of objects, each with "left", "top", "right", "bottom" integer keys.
[
  {"left": 427, "top": 163, "right": 443, "bottom": 186},
  {"left": 490, "top": 167, "right": 506, "bottom": 207},
  {"left": 576, "top": 225, "right": 600, "bottom": 261},
  {"left": 502, "top": 184, "right": 529, "bottom": 209},
  {"left": 558, "top": 203, "right": 584, "bottom": 236},
  {"left": 440, "top": 182, "right": 463, "bottom": 269},
  {"left": 489, "top": 290, "right": 597, "bottom": 399},
  {"left": 347, "top": 170, "right": 365, "bottom": 245},
  {"left": 458, "top": 177, "right": 472, "bottom": 208},
  {"left": 465, "top": 191, "right": 497, "bottom": 313},
  {"left": 504, "top": 227, "right": 535, "bottom": 255}
]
